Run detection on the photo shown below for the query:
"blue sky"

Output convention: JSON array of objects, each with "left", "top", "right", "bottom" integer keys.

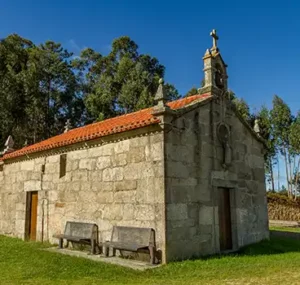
[{"left": 0, "top": 0, "right": 299, "bottom": 187}]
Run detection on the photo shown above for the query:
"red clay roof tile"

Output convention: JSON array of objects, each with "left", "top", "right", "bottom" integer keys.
[{"left": 3, "top": 94, "right": 211, "bottom": 160}]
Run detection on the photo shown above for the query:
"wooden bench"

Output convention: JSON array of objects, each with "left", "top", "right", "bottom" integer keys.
[
  {"left": 104, "top": 226, "right": 156, "bottom": 264},
  {"left": 54, "top": 221, "right": 99, "bottom": 254}
]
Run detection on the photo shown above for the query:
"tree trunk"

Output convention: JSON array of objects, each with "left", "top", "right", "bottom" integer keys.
[
  {"left": 288, "top": 153, "right": 293, "bottom": 197},
  {"left": 269, "top": 157, "right": 275, "bottom": 192},
  {"left": 294, "top": 158, "right": 300, "bottom": 200},
  {"left": 277, "top": 154, "right": 280, "bottom": 192},
  {"left": 284, "top": 149, "right": 291, "bottom": 198}
]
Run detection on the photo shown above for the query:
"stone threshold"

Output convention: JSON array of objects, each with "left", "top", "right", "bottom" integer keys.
[{"left": 44, "top": 247, "right": 161, "bottom": 271}]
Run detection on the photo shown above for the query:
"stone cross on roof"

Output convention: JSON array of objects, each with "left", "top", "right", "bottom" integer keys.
[{"left": 210, "top": 29, "right": 219, "bottom": 50}]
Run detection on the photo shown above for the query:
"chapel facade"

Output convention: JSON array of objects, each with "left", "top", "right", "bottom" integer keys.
[{"left": 0, "top": 30, "right": 269, "bottom": 263}]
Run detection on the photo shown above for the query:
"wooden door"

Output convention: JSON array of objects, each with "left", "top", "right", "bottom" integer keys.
[
  {"left": 218, "top": 188, "right": 232, "bottom": 251},
  {"left": 28, "top": 192, "right": 38, "bottom": 241}
]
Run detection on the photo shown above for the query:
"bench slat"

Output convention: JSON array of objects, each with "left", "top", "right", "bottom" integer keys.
[{"left": 105, "top": 241, "right": 148, "bottom": 252}]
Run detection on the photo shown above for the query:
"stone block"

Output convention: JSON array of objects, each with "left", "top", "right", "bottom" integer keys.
[
  {"left": 24, "top": 180, "right": 41, "bottom": 191},
  {"left": 46, "top": 155, "right": 60, "bottom": 163},
  {"left": 167, "top": 204, "right": 188, "bottom": 221},
  {"left": 137, "top": 177, "right": 164, "bottom": 203},
  {"left": 68, "top": 149, "right": 88, "bottom": 161},
  {"left": 123, "top": 204, "right": 136, "bottom": 220},
  {"left": 145, "top": 142, "right": 163, "bottom": 162},
  {"left": 69, "top": 181, "right": 81, "bottom": 191},
  {"left": 72, "top": 170, "right": 88, "bottom": 181},
  {"left": 96, "top": 191, "right": 113, "bottom": 203},
  {"left": 103, "top": 204, "right": 123, "bottom": 220},
  {"left": 87, "top": 147, "right": 101, "bottom": 158},
  {"left": 136, "top": 204, "right": 155, "bottom": 221},
  {"left": 114, "top": 180, "right": 137, "bottom": 191},
  {"left": 79, "top": 158, "right": 96, "bottom": 170},
  {"left": 98, "top": 182, "right": 114, "bottom": 192},
  {"left": 199, "top": 205, "right": 213, "bottom": 225},
  {"left": 88, "top": 170, "right": 102, "bottom": 182},
  {"left": 171, "top": 218, "right": 196, "bottom": 228},
  {"left": 111, "top": 153, "right": 127, "bottom": 167},
  {"left": 20, "top": 160, "right": 35, "bottom": 171},
  {"left": 46, "top": 163, "right": 59, "bottom": 174},
  {"left": 128, "top": 147, "right": 145, "bottom": 163},
  {"left": 30, "top": 172, "right": 41, "bottom": 180},
  {"left": 78, "top": 191, "right": 97, "bottom": 203},
  {"left": 112, "top": 167, "right": 124, "bottom": 181},
  {"left": 114, "top": 190, "right": 136, "bottom": 203},
  {"left": 252, "top": 168, "right": 265, "bottom": 182},
  {"left": 66, "top": 160, "right": 79, "bottom": 172},
  {"left": 96, "top": 156, "right": 111, "bottom": 170},
  {"left": 167, "top": 161, "right": 190, "bottom": 178},
  {"left": 115, "top": 140, "right": 130, "bottom": 154}
]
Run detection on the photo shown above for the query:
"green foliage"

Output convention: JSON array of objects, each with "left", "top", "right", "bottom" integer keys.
[
  {"left": 290, "top": 111, "right": 300, "bottom": 155},
  {"left": 232, "top": 97, "right": 253, "bottom": 124},
  {"left": 73, "top": 36, "right": 179, "bottom": 121},
  {"left": 185, "top": 86, "right": 198, "bottom": 97},
  {"left": 270, "top": 95, "right": 293, "bottom": 152},
  {"left": 0, "top": 34, "right": 178, "bottom": 147}
]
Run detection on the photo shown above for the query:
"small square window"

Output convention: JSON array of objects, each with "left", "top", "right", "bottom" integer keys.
[{"left": 59, "top": 154, "right": 67, "bottom": 178}]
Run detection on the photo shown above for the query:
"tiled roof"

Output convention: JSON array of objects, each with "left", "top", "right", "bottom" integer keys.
[{"left": 3, "top": 93, "right": 211, "bottom": 160}]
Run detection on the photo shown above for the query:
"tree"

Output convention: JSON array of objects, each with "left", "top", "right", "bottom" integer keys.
[
  {"left": 0, "top": 34, "right": 33, "bottom": 148},
  {"left": 257, "top": 106, "right": 276, "bottom": 192},
  {"left": 185, "top": 87, "right": 198, "bottom": 97},
  {"left": 28, "top": 41, "right": 84, "bottom": 141},
  {"left": 270, "top": 95, "right": 293, "bottom": 197},
  {"left": 73, "top": 36, "right": 179, "bottom": 121},
  {"left": 289, "top": 111, "right": 300, "bottom": 198},
  {"left": 0, "top": 34, "right": 85, "bottom": 149}
]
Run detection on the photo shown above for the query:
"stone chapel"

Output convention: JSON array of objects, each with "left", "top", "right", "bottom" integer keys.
[{"left": 0, "top": 30, "right": 269, "bottom": 263}]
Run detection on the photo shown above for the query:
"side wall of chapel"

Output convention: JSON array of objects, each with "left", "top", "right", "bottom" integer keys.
[{"left": 0, "top": 126, "right": 167, "bottom": 261}]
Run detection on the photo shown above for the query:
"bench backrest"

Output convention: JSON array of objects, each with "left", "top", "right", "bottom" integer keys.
[
  {"left": 64, "top": 221, "right": 98, "bottom": 240},
  {"left": 111, "top": 226, "right": 155, "bottom": 247}
]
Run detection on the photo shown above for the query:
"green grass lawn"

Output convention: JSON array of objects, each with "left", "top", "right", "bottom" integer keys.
[
  {"left": 270, "top": 226, "right": 300, "bottom": 233},
  {"left": 1, "top": 234, "right": 300, "bottom": 285}
]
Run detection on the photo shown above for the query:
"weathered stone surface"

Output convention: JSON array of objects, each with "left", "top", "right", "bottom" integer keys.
[
  {"left": 79, "top": 159, "right": 96, "bottom": 170},
  {"left": 20, "top": 160, "right": 35, "bottom": 171},
  {"left": 24, "top": 180, "right": 41, "bottom": 191},
  {"left": 96, "top": 156, "right": 111, "bottom": 170},
  {"left": 167, "top": 204, "right": 188, "bottom": 221},
  {"left": 114, "top": 180, "right": 137, "bottom": 191}
]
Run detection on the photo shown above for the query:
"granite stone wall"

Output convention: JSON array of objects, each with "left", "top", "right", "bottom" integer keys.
[
  {"left": 0, "top": 127, "right": 167, "bottom": 261},
  {"left": 164, "top": 101, "right": 269, "bottom": 261}
]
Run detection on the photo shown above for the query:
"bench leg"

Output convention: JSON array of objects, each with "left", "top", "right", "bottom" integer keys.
[
  {"left": 149, "top": 246, "right": 155, "bottom": 265},
  {"left": 112, "top": 248, "right": 116, "bottom": 257},
  {"left": 104, "top": 245, "right": 109, "bottom": 257},
  {"left": 59, "top": 238, "right": 63, "bottom": 249},
  {"left": 91, "top": 239, "right": 96, "bottom": 255}
]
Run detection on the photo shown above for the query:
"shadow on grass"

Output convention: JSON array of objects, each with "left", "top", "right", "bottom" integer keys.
[
  {"left": 180, "top": 233, "right": 300, "bottom": 263},
  {"left": 237, "top": 232, "right": 300, "bottom": 257}
]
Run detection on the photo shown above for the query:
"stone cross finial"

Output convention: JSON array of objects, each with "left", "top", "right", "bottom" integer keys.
[
  {"left": 64, "top": 119, "right": 72, "bottom": 133},
  {"left": 210, "top": 29, "right": 219, "bottom": 49},
  {"left": 154, "top": 78, "right": 167, "bottom": 107},
  {"left": 3, "top": 135, "right": 14, "bottom": 154}
]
